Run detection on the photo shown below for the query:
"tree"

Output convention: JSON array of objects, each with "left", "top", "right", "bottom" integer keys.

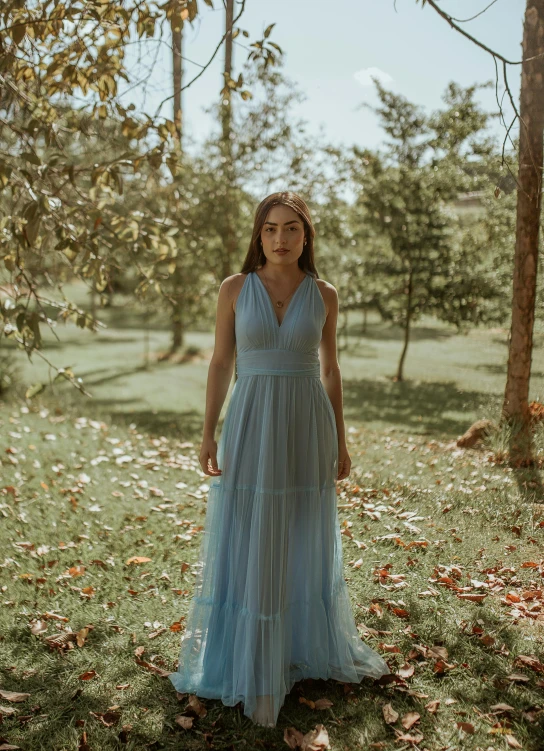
[
  {"left": 351, "top": 79, "right": 502, "bottom": 380},
  {"left": 414, "top": 0, "right": 544, "bottom": 463},
  {"left": 0, "top": 0, "right": 280, "bottom": 392}
]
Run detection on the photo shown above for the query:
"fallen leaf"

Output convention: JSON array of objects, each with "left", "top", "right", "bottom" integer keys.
[
  {"left": 284, "top": 726, "right": 304, "bottom": 749},
  {"left": 490, "top": 703, "right": 516, "bottom": 713},
  {"left": 514, "top": 655, "right": 544, "bottom": 674},
  {"left": 397, "top": 663, "right": 415, "bottom": 679},
  {"left": 456, "top": 593, "right": 487, "bottom": 603},
  {"left": 0, "top": 705, "right": 18, "bottom": 716},
  {"left": 401, "top": 711, "right": 420, "bottom": 730},
  {"left": 29, "top": 620, "right": 48, "bottom": 636},
  {"left": 300, "top": 723, "right": 330, "bottom": 750},
  {"left": 175, "top": 714, "right": 194, "bottom": 729},
  {"left": 457, "top": 721, "right": 475, "bottom": 734},
  {"left": 76, "top": 627, "right": 91, "bottom": 647},
  {"left": 89, "top": 710, "right": 120, "bottom": 727},
  {"left": 505, "top": 734, "right": 523, "bottom": 749},
  {"left": 382, "top": 702, "right": 399, "bottom": 724},
  {"left": 79, "top": 670, "right": 97, "bottom": 681},
  {"left": 393, "top": 730, "right": 424, "bottom": 744},
  {"left": 379, "top": 643, "right": 402, "bottom": 654},
  {"left": 0, "top": 690, "right": 30, "bottom": 703},
  {"left": 313, "top": 698, "right": 333, "bottom": 710},
  {"left": 134, "top": 658, "right": 171, "bottom": 677}
]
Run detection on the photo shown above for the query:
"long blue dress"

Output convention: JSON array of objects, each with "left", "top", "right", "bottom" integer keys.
[{"left": 168, "top": 270, "right": 390, "bottom": 726}]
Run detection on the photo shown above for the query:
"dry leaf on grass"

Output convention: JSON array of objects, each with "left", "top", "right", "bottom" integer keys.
[
  {"left": 0, "top": 705, "right": 18, "bottom": 716},
  {"left": 514, "top": 655, "right": 544, "bottom": 674},
  {"left": 382, "top": 702, "right": 398, "bottom": 724},
  {"left": 284, "top": 724, "right": 331, "bottom": 750},
  {"left": 175, "top": 714, "right": 194, "bottom": 729},
  {"left": 185, "top": 694, "right": 207, "bottom": 718},
  {"left": 456, "top": 721, "right": 475, "bottom": 734},
  {"left": 78, "top": 670, "right": 97, "bottom": 681},
  {"left": 134, "top": 658, "right": 171, "bottom": 677},
  {"left": 397, "top": 663, "right": 415, "bottom": 679},
  {"left": 0, "top": 690, "right": 30, "bottom": 703},
  {"left": 505, "top": 734, "right": 524, "bottom": 749},
  {"left": 401, "top": 712, "right": 420, "bottom": 730},
  {"left": 393, "top": 729, "right": 424, "bottom": 744},
  {"left": 89, "top": 710, "right": 121, "bottom": 727}
]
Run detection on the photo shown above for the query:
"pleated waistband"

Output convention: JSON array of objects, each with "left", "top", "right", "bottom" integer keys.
[{"left": 236, "top": 349, "right": 321, "bottom": 378}]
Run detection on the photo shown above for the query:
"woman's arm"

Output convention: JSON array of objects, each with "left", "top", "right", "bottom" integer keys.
[
  {"left": 200, "top": 275, "right": 238, "bottom": 476},
  {"left": 318, "top": 281, "right": 351, "bottom": 481}
]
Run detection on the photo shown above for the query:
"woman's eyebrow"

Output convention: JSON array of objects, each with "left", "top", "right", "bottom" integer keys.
[{"left": 263, "top": 220, "right": 300, "bottom": 226}]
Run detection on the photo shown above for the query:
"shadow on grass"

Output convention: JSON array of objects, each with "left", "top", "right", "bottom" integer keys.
[
  {"left": 107, "top": 407, "right": 206, "bottom": 444},
  {"left": 475, "top": 362, "right": 544, "bottom": 381},
  {"left": 346, "top": 323, "right": 457, "bottom": 344},
  {"left": 342, "top": 378, "right": 490, "bottom": 437},
  {"left": 41, "top": 334, "right": 141, "bottom": 350}
]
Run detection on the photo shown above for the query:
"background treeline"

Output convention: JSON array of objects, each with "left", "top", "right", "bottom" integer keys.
[{"left": 1, "top": 1, "right": 543, "bottom": 456}]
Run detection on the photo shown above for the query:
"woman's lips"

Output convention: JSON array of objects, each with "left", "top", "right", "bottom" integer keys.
[{"left": 274, "top": 249, "right": 289, "bottom": 254}]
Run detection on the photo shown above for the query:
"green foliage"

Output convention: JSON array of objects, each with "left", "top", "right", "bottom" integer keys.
[
  {"left": 0, "top": 0, "right": 283, "bottom": 390},
  {"left": 348, "top": 78, "right": 516, "bottom": 377}
]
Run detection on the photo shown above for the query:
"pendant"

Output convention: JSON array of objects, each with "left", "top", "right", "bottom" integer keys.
[{"left": 276, "top": 301, "right": 283, "bottom": 308}]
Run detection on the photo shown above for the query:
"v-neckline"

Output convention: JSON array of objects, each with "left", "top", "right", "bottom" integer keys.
[{"left": 253, "top": 270, "right": 309, "bottom": 329}]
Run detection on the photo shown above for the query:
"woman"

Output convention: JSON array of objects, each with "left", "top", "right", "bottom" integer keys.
[{"left": 168, "top": 192, "right": 390, "bottom": 727}]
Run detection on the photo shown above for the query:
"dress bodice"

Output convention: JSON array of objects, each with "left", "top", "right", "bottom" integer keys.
[{"left": 235, "top": 271, "right": 326, "bottom": 354}]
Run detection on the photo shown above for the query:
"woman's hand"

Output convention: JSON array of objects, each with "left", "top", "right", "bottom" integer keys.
[
  {"left": 337, "top": 442, "right": 351, "bottom": 481},
  {"left": 200, "top": 436, "right": 222, "bottom": 477}
]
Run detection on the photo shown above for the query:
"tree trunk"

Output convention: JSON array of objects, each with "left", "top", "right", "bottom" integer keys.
[
  {"left": 170, "top": 13, "right": 184, "bottom": 353},
  {"left": 171, "top": 265, "right": 185, "bottom": 352},
  {"left": 396, "top": 268, "right": 413, "bottom": 381},
  {"left": 501, "top": 1, "right": 544, "bottom": 463},
  {"left": 172, "top": 309, "right": 184, "bottom": 351},
  {"left": 220, "top": 0, "right": 236, "bottom": 281},
  {"left": 171, "top": 14, "right": 183, "bottom": 144}
]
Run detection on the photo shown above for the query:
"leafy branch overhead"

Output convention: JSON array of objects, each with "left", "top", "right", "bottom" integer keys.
[{"left": 0, "top": 1, "right": 282, "bottom": 390}]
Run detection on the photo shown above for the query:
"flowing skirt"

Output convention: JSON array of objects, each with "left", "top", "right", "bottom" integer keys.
[{"left": 168, "top": 374, "right": 390, "bottom": 726}]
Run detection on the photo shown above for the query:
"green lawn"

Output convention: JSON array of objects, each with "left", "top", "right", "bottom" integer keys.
[
  {"left": 8, "top": 282, "right": 544, "bottom": 437},
  {"left": 1, "top": 293, "right": 543, "bottom": 750}
]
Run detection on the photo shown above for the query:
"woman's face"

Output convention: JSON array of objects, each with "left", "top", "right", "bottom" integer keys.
[{"left": 260, "top": 204, "right": 306, "bottom": 268}]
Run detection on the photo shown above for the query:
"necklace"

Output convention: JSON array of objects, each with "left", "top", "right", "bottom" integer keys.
[{"left": 261, "top": 268, "right": 305, "bottom": 308}]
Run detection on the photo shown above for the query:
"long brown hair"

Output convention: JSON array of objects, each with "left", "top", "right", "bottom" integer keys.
[{"left": 240, "top": 191, "right": 319, "bottom": 278}]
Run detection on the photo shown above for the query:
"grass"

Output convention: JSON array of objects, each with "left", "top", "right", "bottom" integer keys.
[
  {"left": 7, "top": 281, "right": 544, "bottom": 435},
  {"left": 1, "top": 293, "right": 543, "bottom": 750}
]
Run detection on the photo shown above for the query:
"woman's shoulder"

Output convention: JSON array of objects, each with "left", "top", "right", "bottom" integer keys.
[
  {"left": 220, "top": 272, "right": 249, "bottom": 295},
  {"left": 220, "top": 273, "right": 250, "bottom": 313},
  {"left": 314, "top": 277, "right": 338, "bottom": 301}
]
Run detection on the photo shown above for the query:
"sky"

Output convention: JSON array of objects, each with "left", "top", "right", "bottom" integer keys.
[{"left": 123, "top": 0, "right": 525, "bottom": 155}]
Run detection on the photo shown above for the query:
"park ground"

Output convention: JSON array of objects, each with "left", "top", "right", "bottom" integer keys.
[{"left": 0, "top": 286, "right": 543, "bottom": 750}]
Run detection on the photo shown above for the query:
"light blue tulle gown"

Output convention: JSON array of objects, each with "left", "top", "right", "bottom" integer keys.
[{"left": 168, "top": 270, "right": 390, "bottom": 726}]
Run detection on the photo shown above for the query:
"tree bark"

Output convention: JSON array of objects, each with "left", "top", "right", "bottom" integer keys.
[
  {"left": 501, "top": 1, "right": 544, "bottom": 462},
  {"left": 396, "top": 268, "right": 413, "bottom": 381},
  {"left": 171, "top": 14, "right": 183, "bottom": 144},
  {"left": 220, "top": 0, "right": 236, "bottom": 281},
  {"left": 170, "top": 14, "right": 184, "bottom": 352}
]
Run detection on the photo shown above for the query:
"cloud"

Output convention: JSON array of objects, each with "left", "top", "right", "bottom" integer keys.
[{"left": 353, "top": 67, "right": 394, "bottom": 87}]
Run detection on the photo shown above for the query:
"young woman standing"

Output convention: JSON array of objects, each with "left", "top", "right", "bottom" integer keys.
[{"left": 168, "top": 191, "right": 390, "bottom": 727}]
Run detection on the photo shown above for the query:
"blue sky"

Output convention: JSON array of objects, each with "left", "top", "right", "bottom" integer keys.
[{"left": 124, "top": 0, "right": 524, "bottom": 153}]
